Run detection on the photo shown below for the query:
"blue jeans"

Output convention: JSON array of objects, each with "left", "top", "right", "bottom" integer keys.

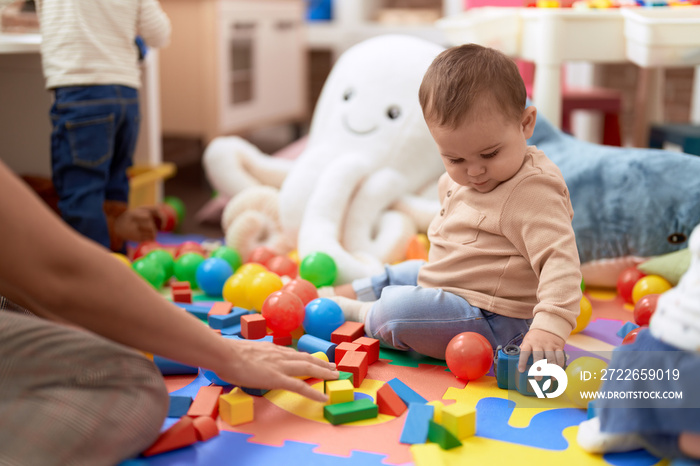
[
  {"left": 352, "top": 260, "right": 532, "bottom": 360},
  {"left": 50, "top": 85, "right": 141, "bottom": 248}
]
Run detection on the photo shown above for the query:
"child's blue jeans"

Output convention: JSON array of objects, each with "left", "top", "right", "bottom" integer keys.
[
  {"left": 50, "top": 85, "right": 141, "bottom": 249},
  {"left": 352, "top": 260, "right": 532, "bottom": 360}
]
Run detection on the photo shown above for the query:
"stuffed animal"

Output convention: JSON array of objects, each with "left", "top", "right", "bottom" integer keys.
[{"left": 204, "top": 34, "right": 446, "bottom": 284}]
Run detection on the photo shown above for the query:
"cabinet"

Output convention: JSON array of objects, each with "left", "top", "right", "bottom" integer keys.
[{"left": 159, "top": 0, "right": 307, "bottom": 143}]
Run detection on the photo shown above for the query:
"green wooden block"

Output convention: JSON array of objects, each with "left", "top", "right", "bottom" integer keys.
[
  {"left": 428, "top": 420, "right": 462, "bottom": 450},
  {"left": 323, "top": 398, "right": 378, "bottom": 425},
  {"left": 324, "top": 371, "right": 354, "bottom": 393}
]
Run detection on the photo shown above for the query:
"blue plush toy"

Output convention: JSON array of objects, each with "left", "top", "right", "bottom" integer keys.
[{"left": 528, "top": 107, "right": 700, "bottom": 287}]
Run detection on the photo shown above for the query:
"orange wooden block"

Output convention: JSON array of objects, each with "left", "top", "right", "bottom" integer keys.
[
  {"left": 187, "top": 385, "right": 224, "bottom": 419},
  {"left": 141, "top": 416, "right": 198, "bottom": 457},
  {"left": 171, "top": 281, "right": 191, "bottom": 291},
  {"left": 337, "top": 350, "right": 368, "bottom": 388},
  {"left": 334, "top": 342, "right": 361, "bottom": 363},
  {"left": 353, "top": 336, "right": 380, "bottom": 364},
  {"left": 192, "top": 415, "right": 220, "bottom": 441},
  {"left": 272, "top": 333, "right": 292, "bottom": 346},
  {"left": 376, "top": 382, "right": 407, "bottom": 416},
  {"left": 172, "top": 289, "right": 192, "bottom": 303},
  {"left": 331, "top": 321, "right": 365, "bottom": 344},
  {"left": 208, "top": 301, "right": 232, "bottom": 316},
  {"left": 241, "top": 314, "right": 267, "bottom": 339}
]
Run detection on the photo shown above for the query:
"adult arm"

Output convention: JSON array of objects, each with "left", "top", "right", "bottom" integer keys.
[{"left": 0, "top": 160, "right": 336, "bottom": 401}]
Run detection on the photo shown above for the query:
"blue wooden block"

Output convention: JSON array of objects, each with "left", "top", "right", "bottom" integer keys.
[
  {"left": 173, "top": 302, "right": 210, "bottom": 319},
  {"left": 297, "top": 334, "right": 338, "bottom": 362},
  {"left": 387, "top": 378, "right": 427, "bottom": 405},
  {"left": 224, "top": 334, "right": 274, "bottom": 343},
  {"left": 220, "top": 323, "right": 242, "bottom": 336},
  {"left": 208, "top": 307, "right": 248, "bottom": 329},
  {"left": 241, "top": 386, "right": 270, "bottom": 397},
  {"left": 153, "top": 355, "right": 199, "bottom": 375},
  {"left": 167, "top": 395, "right": 192, "bottom": 418},
  {"left": 616, "top": 321, "right": 639, "bottom": 339},
  {"left": 400, "top": 403, "right": 434, "bottom": 444}
]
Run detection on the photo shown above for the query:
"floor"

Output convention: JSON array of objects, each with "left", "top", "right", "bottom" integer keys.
[{"left": 162, "top": 125, "right": 304, "bottom": 238}]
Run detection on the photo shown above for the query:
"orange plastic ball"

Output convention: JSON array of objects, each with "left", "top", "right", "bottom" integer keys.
[{"left": 445, "top": 332, "right": 493, "bottom": 381}]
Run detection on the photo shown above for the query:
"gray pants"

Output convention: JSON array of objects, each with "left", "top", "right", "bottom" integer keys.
[{"left": 0, "top": 298, "right": 169, "bottom": 466}]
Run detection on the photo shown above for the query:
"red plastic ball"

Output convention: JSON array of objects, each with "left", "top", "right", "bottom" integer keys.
[
  {"left": 247, "top": 247, "right": 277, "bottom": 267},
  {"left": 266, "top": 255, "right": 298, "bottom": 279},
  {"left": 633, "top": 294, "right": 660, "bottom": 326},
  {"left": 261, "top": 290, "right": 305, "bottom": 336},
  {"left": 622, "top": 327, "right": 642, "bottom": 345},
  {"left": 445, "top": 332, "right": 493, "bottom": 381},
  {"left": 132, "top": 240, "right": 162, "bottom": 261},
  {"left": 282, "top": 278, "right": 319, "bottom": 305},
  {"left": 617, "top": 267, "right": 646, "bottom": 305},
  {"left": 176, "top": 241, "right": 205, "bottom": 258}
]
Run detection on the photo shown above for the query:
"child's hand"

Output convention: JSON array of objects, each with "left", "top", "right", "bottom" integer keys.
[
  {"left": 518, "top": 328, "right": 566, "bottom": 373},
  {"left": 213, "top": 339, "right": 339, "bottom": 403},
  {"left": 113, "top": 206, "right": 166, "bottom": 243}
]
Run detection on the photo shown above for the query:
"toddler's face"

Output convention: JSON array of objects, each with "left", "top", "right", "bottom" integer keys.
[{"left": 428, "top": 105, "right": 537, "bottom": 193}]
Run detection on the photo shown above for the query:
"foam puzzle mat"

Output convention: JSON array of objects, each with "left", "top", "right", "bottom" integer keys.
[{"left": 124, "top": 234, "right": 668, "bottom": 466}]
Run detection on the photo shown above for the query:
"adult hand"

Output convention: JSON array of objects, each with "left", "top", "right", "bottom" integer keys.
[
  {"left": 518, "top": 328, "right": 566, "bottom": 373},
  {"left": 214, "top": 339, "right": 338, "bottom": 403}
]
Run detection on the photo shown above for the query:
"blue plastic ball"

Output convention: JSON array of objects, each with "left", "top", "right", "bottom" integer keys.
[
  {"left": 195, "top": 257, "right": 233, "bottom": 297},
  {"left": 303, "top": 298, "right": 345, "bottom": 341}
]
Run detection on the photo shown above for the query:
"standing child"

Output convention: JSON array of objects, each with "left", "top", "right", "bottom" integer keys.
[
  {"left": 328, "top": 44, "right": 582, "bottom": 371},
  {"left": 35, "top": 0, "right": 171, "bottom": 252},
  {"left": 577, "top": 223, "right": 700, "bottom": 460}
]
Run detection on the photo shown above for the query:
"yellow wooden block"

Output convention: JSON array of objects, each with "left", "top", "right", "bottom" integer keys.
[
  {"left": 326, "top": 379, "right": 354, "bottom": 405},
  {"left": 441, "top": 403, "right": 476, "bottom": 440},
  {"left": 219, "top": 387, "right": 254, "bottom": 426},
  {"left": 427, "top": 400, "right": 444, "bottom": 424}
]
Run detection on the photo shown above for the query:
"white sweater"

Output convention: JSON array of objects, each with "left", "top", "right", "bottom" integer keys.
[
  {"left": 35, "top": 0, "right": 170, "bottom": 89},
  {"left": 650, "top": 224, "right": 700, "bottom": 352}
]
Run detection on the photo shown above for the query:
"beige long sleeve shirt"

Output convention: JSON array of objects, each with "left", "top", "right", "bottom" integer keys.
[{"left": 418, "top": 146, "right": 582, "bottom": 341}]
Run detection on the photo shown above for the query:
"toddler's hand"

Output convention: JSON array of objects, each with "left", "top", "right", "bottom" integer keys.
[
  {"left": 518, "top": 328, "right": 565, "bottom": 373},
  {"left": 113, "top": 206, "right": 166, "bottom": 243}
]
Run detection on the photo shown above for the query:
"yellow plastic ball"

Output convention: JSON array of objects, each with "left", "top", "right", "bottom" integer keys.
[
  {"left": 565, "top": 356, "right": 608, "bottom": 408},
  {"left": 572, "top": 295, "right": 593, "bottom": 334},
  {"left": 111, "top": 252, "right": 131, "bottom": 267},
  {"left": 222, "top": 273, "right": 254, "bottom": 309},
  {"left": 247, "top": 271, "right": 284, "bottom": 312},
  {"left": 287, "top": 250, "right": 300, "bottom": 264},
  {"left": 632, "top": 275, "right": 672, "bottom": 304},
  {"left": 235, "top": 262, "right": 268, "bottom": 277}
]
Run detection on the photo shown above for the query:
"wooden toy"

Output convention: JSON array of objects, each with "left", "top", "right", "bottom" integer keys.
[
  {"left": 427, "top": 420, "right": 462, "bottom": 450},
  {"left": 337, "top": 350, "right": 368, "bottom": 388},
  {"left": 376, "top": 382, "right": 407, "bottom": 417},
  {"left": 208, "top": 307, "right": 248, "bottom": 330},
  {"left": 297, "top": 334, "right": 337, "bottom": 362},
  {"left": 172, "top": 289, "right": 192, "bottom": 303},
  {"left": 352, "top": 336, "right": 380, "bottom": 364},
  {"left": 153, "top": 355, "right": 198, "bottom": 376},
  {"left": 192, "top": 416, "right": 220, "bottom": 442},
  {"left": 187, "top": 385, "right": 224, "bottom": 419},
  {"left": 167, "top": 395, "right": 193, "bottom": 418},
  {"left": 441, "top": 403, "right": 476, "bottom": 440},
  {"left": 387, "top": 377, "right": 427, "bottom": 404},
  {"left": 173, "top": 302, "right": 210, "bottom": 320},
  {"left": 331, "top": 321, "right": 365, "bottom": 344},
  {"left": 208, "top": 301, "right": 233, "bottom": 316},
  {"left": 326, "top": 379, "right": 354, "bottom": 404},
  {"left": 400, "top": 403, "right": 434, "bottom": 444},
  {"left": 219, "top": 387, "right": 254, "bottom": 426},
  {"left": 426, "top": 400, "right": 444, "bottom": 423},
  {"left": 141, "top": 416, "right": 198, "bottom": 457},
  {"left": 323, "top": 398, "right": 378, "bottom": 425},
  {"left": 334, "top": 341, "right": 361, "bottom": 363},
  {"left": 324, "top": 371, "right": 354, "bottom": 393},
  {"left": 241, "top": 314, "right": 267, "bottom": 339}
]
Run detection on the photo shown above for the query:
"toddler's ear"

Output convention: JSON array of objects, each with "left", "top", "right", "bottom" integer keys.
[{"left": 521, "top": 106, "right": 537, "bottom": 139}]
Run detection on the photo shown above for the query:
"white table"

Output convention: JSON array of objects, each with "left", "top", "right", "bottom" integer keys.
[{"left": 438, "top": 6, "right": 700, "bottom": 146}]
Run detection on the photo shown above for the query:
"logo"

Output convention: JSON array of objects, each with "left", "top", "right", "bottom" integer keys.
[{"left": 527, "top": 359, "right": 568, "bottom": 399}]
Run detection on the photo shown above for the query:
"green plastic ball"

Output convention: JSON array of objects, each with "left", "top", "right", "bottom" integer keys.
[
  {"left": 299, "top": 251, "right": 337, "bottom": 287},
  {"left": 174, "top": 252, "right": 205, "bottom": 288},
  {"left": 132, "top": 258, "right": 167, "bottom": 289},
  {"left": 145, "top": 249, "right": 175, "bottom": 280},
  {"left": 163, "top": 196, "right": 186, "bottom": 224},
  {"left": 210, "top": 245, "right": 242, "bottom": 272}
]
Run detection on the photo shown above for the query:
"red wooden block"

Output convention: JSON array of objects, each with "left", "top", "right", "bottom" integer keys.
[
  {"left": 337, "top": 351, "right": 368, "bottom": 388},
  {"left": 272, "top": 334, "right": 292, "bottom": 346},
  {"left": 331, "top": 321, "right": 366, "bottom": 344},
  {"left": 171, "top": 281, "right": 191, "bottom": 291},
  {"left": 376, "top": 382, "right": 407, "bottom": 417},
  {"left": 172, "top": 289, "right": 192, "bottom": 303},
  {"left": 334, "top": 342, "right": 361, "bottom": 364},
  {"left": 141, "top": 416, "right": 198, "bottom": 457},
  {"left": 208, "top": 301, "right": 233, "bottom": 316},
  {"left": 192, "top": 415, "right": 220, "bottom": 442},
  {"left": 353, "top": 336, "right": 380, "bottom": 364},
  {"left": 241, "top": 314, "right": 267, "bottom": 339},
  {"left": 187, "top": 385, "right": 224, "bottom": 419}
]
